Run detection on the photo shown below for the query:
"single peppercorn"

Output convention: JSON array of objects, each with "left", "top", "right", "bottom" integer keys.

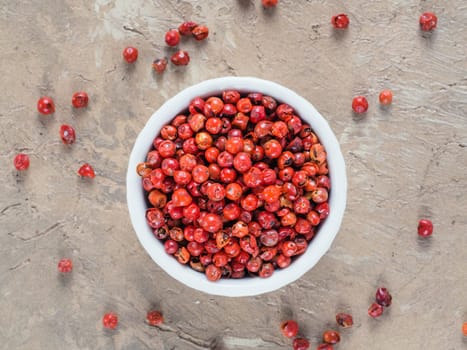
[
  {"left": 280, "top": 320, "right": 299, "bottom": 338},
  {"left": 419, "top": 12, "right": 437, "bottom": 31},
  {"left": 368, "top": 302, "right": 384, "bottom": 318},
  {"left": 102, "top": 312, "right": 118, "bottom": 329},
  {"left": 375, "top": 287, "right": 392, "bottom": 307},
  {"left": 192, "top": 25, "right": 209, "bottom": 41},
  {"left": 72, "top": 91, "right": 89, "bottom": 108},
  {"left": 179, "top": 21, "right": 198, "bottom": 35},
  {"left": 78, "top": 163, "right": 95, "bottom": 178},
  {"left": 146, "top": 310, "right": 164, "bottom": 326},
  {"left": 60, "top": 124, "right": 76, "bottom": 145},
  {"left": 262, "top": 0, "right": 278, "bottom": 8},
  {"left": 331, "top": 14, "right": 349, "bottom": 29},
  {"left": 171, "top": 50, "right": 190, "bottom": 66},
  {"left": 57, "top": 258, "right": 73, "bottom": 273},
  {"left": 37, "top": 96, "right": 55, "bottom": 115},
  {"left": 122, "top": 46, "right": 138, "bottom": 63},
  {"left": 379, "top": 90, "right": 393, "bottom": 105},
  {"left": 352, "top": 96, "right": 369, "bottom": 114},
  {"left": 14, "top": 153, "right": 30, "bottom": 171},
  {"left": 323, "top": 330, "right": 340, "bottom": 344},
  {"left": 165, "top": 29, "right": 180, "bottom": 46},
  {"left": 336, "top": 313, "right": 353, "bottom": 328},
  {"left": 292, "top": 337, "right": 310, "bottom": 350},
  {"left": 153, "top": 58, "right": 168, "bottom": 73},
  {"left": 418, "top": 219, "right": 433, "bottom": 237}
]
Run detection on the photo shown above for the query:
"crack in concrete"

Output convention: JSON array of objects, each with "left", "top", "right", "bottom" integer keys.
[
  {"left": 123, "top": 25, "right": 147, "bottom": 39},
  {"left": 157, "top": 324, "right": 218, "bottom": 349},
  {"left": 0, "top": 203, "right": 21, "bottom": 215},
  {"left": 8, "top": 258, "right": 30, "bottom": 271},
  {"left": 8, "top": 222, "right": 63, "bottom": 242}
]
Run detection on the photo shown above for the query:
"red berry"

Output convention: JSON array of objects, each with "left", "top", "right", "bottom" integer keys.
[
  {"left": 171, "top": 50, "right": 190, "bottom": 66},
  {"left": 146, "top": 310, "right": 164, "bottom": 326},
  {"left": 292, "top": 337, "right": 310, "bottom": 350},
  {"left": 418, "top": 219, "right": 433, "bottom": 237},
  {"left": 323, "top": 330, "right": 340, "bottom": 344},
  {"left": 153, "top": 58, "right": 168, "bottom": 73},
  {"left": 102, "top": 312, "right": 118, "bottom": 329},
  {"left": 165, "top": 29, "right": 180, "bottom": 46},
  {"left": 262, "top": 0, "right": 278, "bottom": 8},
  {"left": 72, "top": 91, "right": 89, "bottom": 108},
  {"left": 205, "top": 264, "right": 222, "bottom": 281},
  {"left": 352, "top": 96, "right": 369, "bottom": 113},
  {"left": 331, "top": 14, "right": 349, "bottom": 29},
  {"left": 335, "top": 313, "right": 353, "bottom": 328},
  {"left": 368, "top": 302, "right": 384, "bottom": 318},
  {"left": 57, "top": 258, "right": 73, "bottom": 273},
  {"left": 419, "top": 12, "right": 437, "bottom": 31},
  {"left": 13, "top": 153, "right": 30, "bottom": 171},
  {"left": 375, "top": 287, "right": 392, "bottom": 307},
  {"left": 179, "top": 21, "right": 198, "bottom": 35},
  {"left": 192, "top": 25, "right": 209, "bottom": 41},
  {"left": 280, "top": 320, "right": 299, "bottom": 338},
  {"left": 379, "top": 90, "right": 393, "bottom": 105},
  {"left": 463, "top": 322, "right": 467, "bottom": 337},
  {"left": 317, "top": 344, "right": 334, "bottom": 350},
  {"left": 78, "top": 163, "right": 95, "bottom": 178},
  {"left": 37, "top": 96, "right": 55, "bottom": 115},
  {"left": 122, "top": 46, "right": 138, "bottom": 63},
  {"left": 60, "top": 124, "right": 76, "bottom": 145}
]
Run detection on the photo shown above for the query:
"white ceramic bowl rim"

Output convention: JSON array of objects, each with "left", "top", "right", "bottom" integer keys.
[{"left": 127, "top": 76, "right": 347, "bottom": 297}]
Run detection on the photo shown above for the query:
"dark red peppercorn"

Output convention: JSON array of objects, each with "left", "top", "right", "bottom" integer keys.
[
  {"left": 60, "top": 124, "right": 76, "bottom": 145},
  {"left": 165, "top": 29, "right": 180, "bottom": 46},
  {"left": 419, "top": 12, "right": 437, "bottom": 31},
  {"left": 331, "top": 14, "right": 349, "bottom": 29},
  {"left": 171, "top": 50, "right": 190, "bottom": 66},
  {"left": 292, "top": 337, "right": 310, "bottom": 350},
  {"left": 368, "top": 302, "right": 384, "bottom": 318},
  {"left": 418, "top": 219, "right": 433, "bottom": 237},
  {"left": 153, "top": 58, "right": 168, "bottom": 73},
  {"left": 14, "top": 153, "right": 30, "bottom": 171},
  {"left": 336, "top": 313, "right": 353, "bottom": 328},
  {"left": 72, "top": 92, "right": 89, "bottom": 108},
  {"left": 375, "top": 287, "right": 392, "bottom": 307},
  {"left": 280, "top": 320, "right": 299, "bottom": 338},
  {"left": 37, "top": 96, "right": 55, "bottom": 115},
  {"left": 122, "top": 47, "right": 138, "bottom": 63},
  {"left": 192, "top": 25, "right": 209, "bottom": 41}
]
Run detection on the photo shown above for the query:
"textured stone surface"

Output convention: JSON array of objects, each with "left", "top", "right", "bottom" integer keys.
[{"left": 1, "top": 1, "right": 466, "bottom": 349}]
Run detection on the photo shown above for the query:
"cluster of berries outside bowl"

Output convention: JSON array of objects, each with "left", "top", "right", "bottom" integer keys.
[{"left": 126, "top": 77, "right": 347, "bottom": 297}]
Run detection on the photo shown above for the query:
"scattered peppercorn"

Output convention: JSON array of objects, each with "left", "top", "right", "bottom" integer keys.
[
  {"left": 78, "top": 163, "right": 95, "bottom": 178},
  {"left": 37, "top": 96, "right": 55, "bottom": 115},
  {"left": 122, "top": 46, "right": 138, "bottom": 63},
  {"left": 352, "top": 96, "right": 369, "bottom": 114},
  {"left": 419, "top": 12, "right": 437, "bottom": 31},
  {"left": 72, "top": 91, "right": 89, "bottom": 108},
  {"left": 335, "top": 313, "right": 353, "bottom": 328},
  {"left": 14, "top": 153, "right": 30, "bottom": 171},
  {"left": 418, "top": 219, "right": 433, "bottom": 237},
  {"left": 102, "top": 312, "right": 118, "bottom": 329},
  {"left": 57, "top": 258, "right": 73, "bottom": 273},
  {"left": 379, "top": 90, "right": 393, "bottom": 105},
  {"left": 153, "top": 58, "right": 168, "bottom": 73},
  {"left": 331, "top": 14, "right": 349, "bottom": 29}
]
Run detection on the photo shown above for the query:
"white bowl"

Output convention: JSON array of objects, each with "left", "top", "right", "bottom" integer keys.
[{"left": 127, "top": 77, "right": 347, "bottom": 297}]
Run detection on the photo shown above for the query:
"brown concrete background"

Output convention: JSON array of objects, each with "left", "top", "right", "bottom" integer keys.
[{"left": 1, "top": 0, "right": 466, "bottom": 349}]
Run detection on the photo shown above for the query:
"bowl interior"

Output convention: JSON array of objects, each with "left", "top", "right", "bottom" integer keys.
[{"left": 126, "top": 77, "right": 347, "bottom": 297}]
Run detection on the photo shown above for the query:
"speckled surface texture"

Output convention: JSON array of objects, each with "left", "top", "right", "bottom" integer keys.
[{"left": 1, "top": 1, "right": 466, "bottom": 349}]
